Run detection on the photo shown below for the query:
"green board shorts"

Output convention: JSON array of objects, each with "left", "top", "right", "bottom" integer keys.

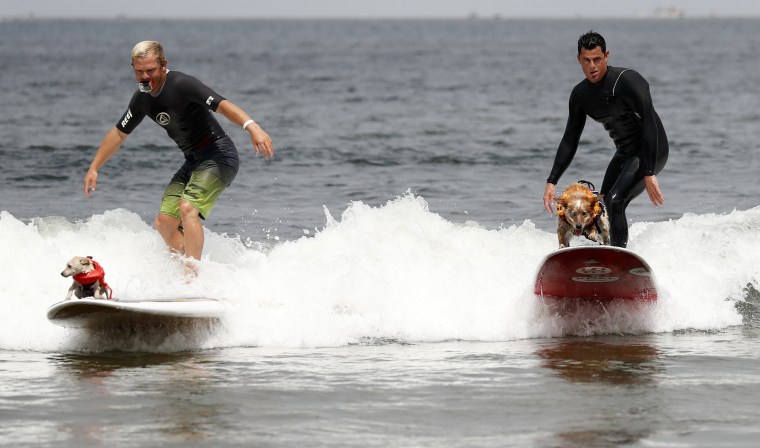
[{"left": 159, "top": 136, "right": 239, "bottom": 220}]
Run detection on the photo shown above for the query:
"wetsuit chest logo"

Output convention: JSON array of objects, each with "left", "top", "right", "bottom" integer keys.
[{"left": 156, "top": 112, "right": 171, "bottom": 126}]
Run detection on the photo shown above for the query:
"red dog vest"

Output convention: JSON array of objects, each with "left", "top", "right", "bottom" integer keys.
[{"left": 73, "top": 260, "right": 112, "bottom": 299}]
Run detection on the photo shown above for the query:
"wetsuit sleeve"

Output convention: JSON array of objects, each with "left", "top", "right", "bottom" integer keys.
[
  {"left": 174, "top": 73, "right": 226, "bottom": 112},
  {"left": 547, "top": 89, "right": 586, "bottom": 185},
  {"left": 115, "top": 92, "right": 145, "bottom": 134},
  {"left": 616, "top": 71, "right": 659, "bottom": 176}
]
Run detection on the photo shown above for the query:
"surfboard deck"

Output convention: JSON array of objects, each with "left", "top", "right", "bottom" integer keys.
[
  {"left": 47, "top": 297, "right": 227, "bottom": 329},
  {"left": 534, "top": 246, "right": 657, "bottom": 301}
]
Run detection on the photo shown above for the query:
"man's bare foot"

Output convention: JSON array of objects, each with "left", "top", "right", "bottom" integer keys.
[{"left": 184, "top": 261, "right": 198, "bottom": 283}]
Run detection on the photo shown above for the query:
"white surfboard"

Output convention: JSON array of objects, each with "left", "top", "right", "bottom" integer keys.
[{"left": 47, "top": 297, "right": 227, "bottom": 329}]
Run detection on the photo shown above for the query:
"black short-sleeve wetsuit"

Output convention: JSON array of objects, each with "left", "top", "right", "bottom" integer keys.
[
  {"left": 114, "top": 70, "right": 240, "bottom": 220},
  {"left": 116, "top": 70, "right": 228, "bottom": 156},
  {"left": 547, "top": 66, "right": 669, "bottom": 247}
]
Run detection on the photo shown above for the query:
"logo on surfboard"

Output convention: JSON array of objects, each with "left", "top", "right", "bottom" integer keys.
[
  {"left": 628, "top": 267, "right": 651, "bottom": 276},
  {"left": 572, "top": 266, "right": 618, "bottom": 283}
]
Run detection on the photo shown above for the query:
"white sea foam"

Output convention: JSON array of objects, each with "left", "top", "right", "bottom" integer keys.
[{"left": 1, "top": 194, "right": 757, "bottom": 352}]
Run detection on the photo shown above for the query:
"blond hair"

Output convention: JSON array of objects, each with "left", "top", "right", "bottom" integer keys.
[{"left": 131, "top": 41, "right": 166, "bottom": 65}]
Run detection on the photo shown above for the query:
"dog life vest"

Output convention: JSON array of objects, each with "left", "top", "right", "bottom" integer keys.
[{"left": 72, "top": 260, "right": 113, "bottom": 299}]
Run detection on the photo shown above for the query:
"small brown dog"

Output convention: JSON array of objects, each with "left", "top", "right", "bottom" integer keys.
[
  {"left": 61, "top": 256, "right": 113, "bottom": 300},
  {"left": 555, "top": 182, "right": 610, "bottom": 248}
]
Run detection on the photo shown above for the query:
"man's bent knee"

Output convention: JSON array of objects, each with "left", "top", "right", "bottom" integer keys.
[
  {"left": 155, "top": 213, "right": 181, "bottom": 234},
  {"left": 178, "top": 200, "right": 201, "bottom": 221}
]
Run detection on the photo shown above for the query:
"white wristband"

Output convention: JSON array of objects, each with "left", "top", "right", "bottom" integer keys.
[{"left": 242, "top": 119, "right": 256, "bottom": 131}]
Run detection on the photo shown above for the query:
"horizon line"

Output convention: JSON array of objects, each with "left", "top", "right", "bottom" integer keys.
[{"left": 2, "top": 14, "right": 758, "bottom": 21}]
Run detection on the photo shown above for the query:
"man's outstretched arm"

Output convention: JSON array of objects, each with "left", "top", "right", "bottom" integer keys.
[
  {"left": 84, "top": 127, "right": 128, "bottom": 198},
  {"left": 216, "top": 99, "right": 274, "bottom": 158}
]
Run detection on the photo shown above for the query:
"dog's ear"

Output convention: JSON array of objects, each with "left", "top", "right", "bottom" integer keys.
[
  {"left": 592, "top": 199, "right": 602, "bottom": 216},
  {"left": 555, "top": 197, "right": 566, "bottom": 216}
]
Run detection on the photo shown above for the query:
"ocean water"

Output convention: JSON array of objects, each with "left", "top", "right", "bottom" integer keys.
[{"left": 1, "top": 18, "right": 760, "bottom": 447}]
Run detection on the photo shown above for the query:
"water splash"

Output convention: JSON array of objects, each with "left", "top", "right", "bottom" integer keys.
[{"left": 1, "top": 195, "right": 757, "bottom": 352}]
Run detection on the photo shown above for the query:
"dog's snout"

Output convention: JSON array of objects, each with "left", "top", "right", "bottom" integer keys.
[{"left": 575, "top": 224, "right": 583, "bottom": 230}]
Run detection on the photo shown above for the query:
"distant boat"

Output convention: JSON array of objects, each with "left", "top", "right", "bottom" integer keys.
[{"left": 649, "top": 6, "right": 686, "bottom": 19}]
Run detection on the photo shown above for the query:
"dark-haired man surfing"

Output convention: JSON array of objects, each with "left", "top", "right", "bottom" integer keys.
[{"left": 543, "top": 31, "right": 668, "bottom": 247}]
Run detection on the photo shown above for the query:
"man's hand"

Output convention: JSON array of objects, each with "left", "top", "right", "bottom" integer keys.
[
  {"left": 543, "top": 183, "right": 556, "bottom": 214},
  {"left": 84, "top": 169, "right": 98, "bottom": 199},
  {"left": 248, "top": 124, "right": 274, "bottom": 159},
  {"left": 644, "top": 175, "right": 664, "bottom": 206}
]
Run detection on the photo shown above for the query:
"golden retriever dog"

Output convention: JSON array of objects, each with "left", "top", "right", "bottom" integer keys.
[{"left": 555, "top": 182, "right": 610, "bottom": 248}]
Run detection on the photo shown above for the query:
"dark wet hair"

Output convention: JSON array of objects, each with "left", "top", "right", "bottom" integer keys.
[{"left": 577, "top": 31, "right": 606, "bottom": 54}]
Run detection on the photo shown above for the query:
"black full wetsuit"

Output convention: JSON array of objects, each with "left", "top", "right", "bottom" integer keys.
[{"left": 547, "top": 66, "right": 669, "bottom": 247}]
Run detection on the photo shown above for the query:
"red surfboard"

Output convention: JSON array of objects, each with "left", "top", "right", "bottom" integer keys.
[{"left": 534, "top": 246, "right": 657, "bottom": 301}]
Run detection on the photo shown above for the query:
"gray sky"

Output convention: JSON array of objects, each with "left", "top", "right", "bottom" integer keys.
[{"left": 3, "top": 0, "right": 759, "bottom": 19}]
